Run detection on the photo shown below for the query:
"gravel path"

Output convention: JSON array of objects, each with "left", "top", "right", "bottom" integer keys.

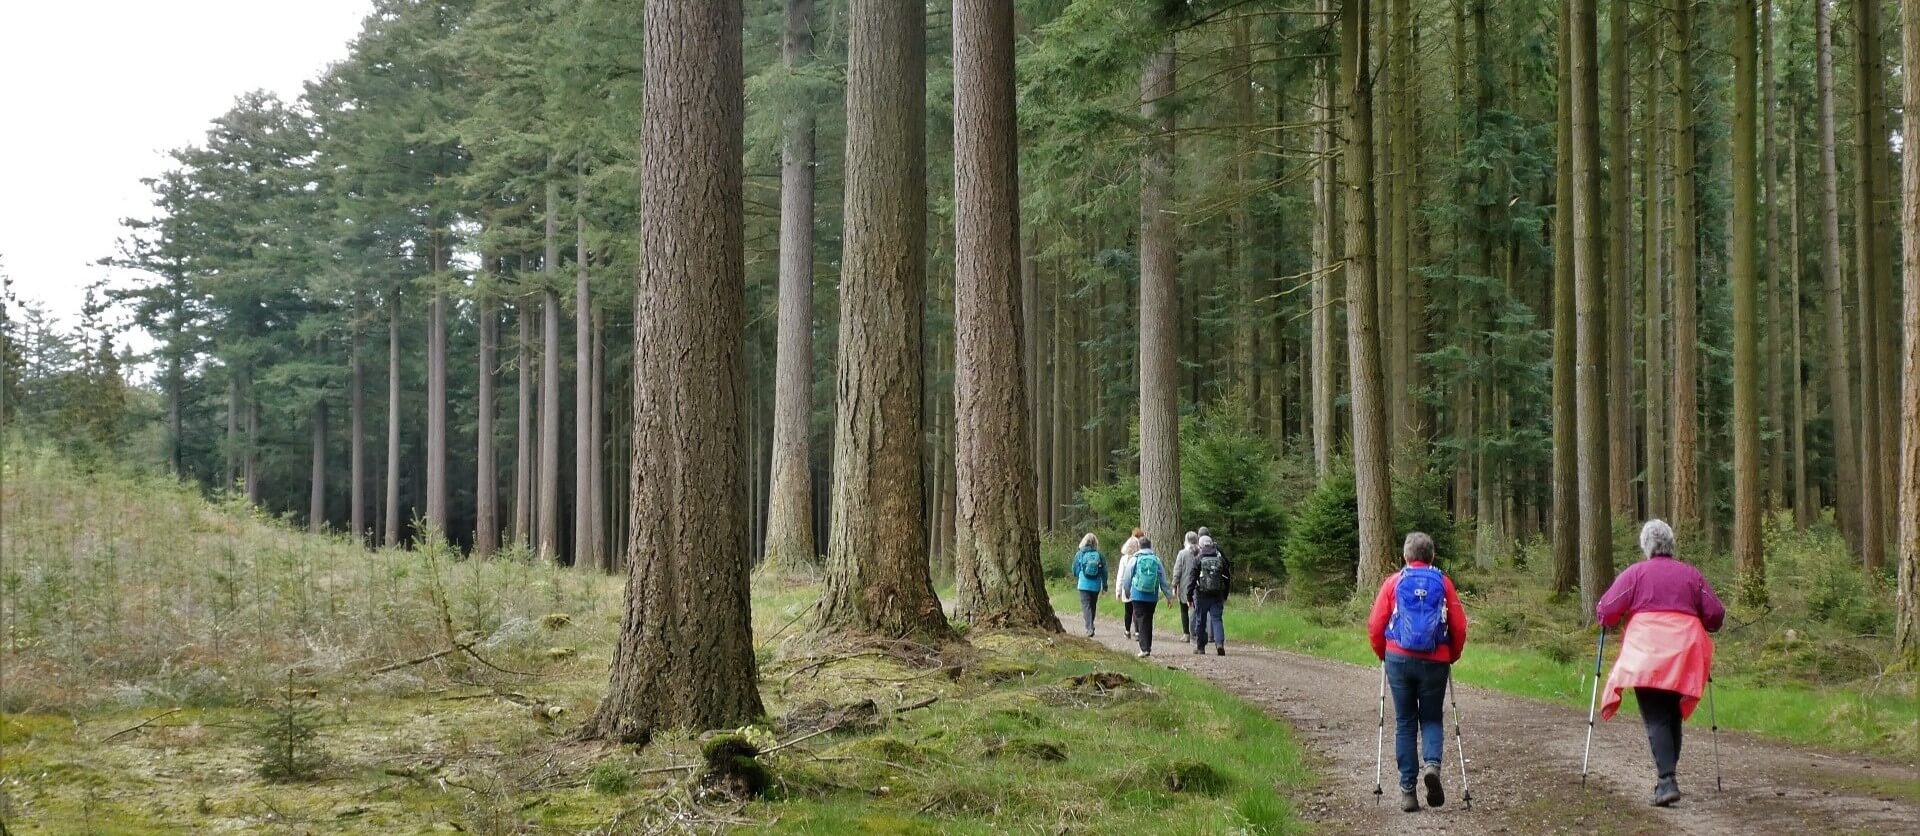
[{"left": 1066, "top": 605, "right": 1918, "bottom": 835}]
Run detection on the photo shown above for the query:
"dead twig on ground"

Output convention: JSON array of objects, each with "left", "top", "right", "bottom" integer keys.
[
  {"left": 893, "top": 696, "right": 939, "bottom": 714},
  {"left": 100, "top": 708, "right": 181, "bottom": 743}
]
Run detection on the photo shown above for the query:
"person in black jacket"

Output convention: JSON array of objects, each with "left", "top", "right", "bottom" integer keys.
[{"left": 1188, "top": 535, "right": 1231, "bottom": 655}]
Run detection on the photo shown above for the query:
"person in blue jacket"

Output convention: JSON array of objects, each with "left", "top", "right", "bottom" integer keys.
[
  {"left": 1118, "top": 537, "right": 1176, "bottom": 657},
  {"left": 1071, "top": 533, "right": 1106, "bottom": 637}
]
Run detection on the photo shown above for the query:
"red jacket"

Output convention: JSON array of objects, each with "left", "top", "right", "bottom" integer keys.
[{"left": 1367, "top": 562, "right": 1469, "bottom": 663}]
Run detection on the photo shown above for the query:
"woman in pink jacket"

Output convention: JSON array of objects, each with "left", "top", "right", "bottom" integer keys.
[{"left": 1595, "top": 519, "right": 1725, "bottom": 807}]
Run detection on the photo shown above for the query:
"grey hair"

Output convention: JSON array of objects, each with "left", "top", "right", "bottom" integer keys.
[
  {"left": 1199, "top": 535, "right": 1215, "bottom": 547},
  {"left": 1402, "top": 532, "right": 1436, "bottom": 563},
  {"left": 1639, "top": 519, "right": 1676, "bottom": 557},
  {"left": 1079, "top": 532, "right": 1099, "bottom": 550},
  {"left": 1185, "top": 531, "right": 1200, "bottom": 545}
]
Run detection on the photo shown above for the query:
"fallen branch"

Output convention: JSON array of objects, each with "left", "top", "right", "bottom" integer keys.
[
  {"left": 893, "top": 696, "right": 939, "bottom": 715},
  {"left": 636, "top": 763, "right": 698, "bottom": 776},
  {"left": 761, "top": 723, "right": 842, "bottom": 756},
  {"left": 101, "top": 708, "right": 182, "bottom": 743},
  {"left": 370, "top": 644, "right": 469, "bottom": 676}
]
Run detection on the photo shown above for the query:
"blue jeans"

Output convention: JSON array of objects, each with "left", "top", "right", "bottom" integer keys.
[
  {"left": 1192, "top": 594, "right": 1226, "bottom": 649},
  {"left": 1385, "top": 655, "right": 1450, "bottom": 790}
]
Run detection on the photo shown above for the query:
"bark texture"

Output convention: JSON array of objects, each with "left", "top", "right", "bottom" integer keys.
[
  {"left": 1895, "top": 0, "right": 1919, "bottom": 671},
  {"left": 1731, "top": 0, "right": 1764, "bottom": 603},
  {"left": 1605, "top": 0, "right": 1632, "bottom": 516},
  {"left": 309, "top": 400, "right": 327, "bottom": 533},
  {"left": 539, "top": 178, "right": 563, "bottom": 564},
  {"left": 1344, "top": 0, "right": 1396, "bottom": 594},
  {"left": 477, "top": 295, "right": 498, "bottom": 556},
  {"left": 575, "top": 192, "right": 600, "bottom": 571},
  {"left": 1551, "top": 8, "right": 1579, "bottom": 597},
  {"left": 1814, "top": 0, "right": 1860, "bottom": 553},
  {"left": 384, "top": 298, "right": 402, "bottom": 547},
  {"left": 1669, "top": 0, "right": 1701, "bottom": 534},
  {"left": 818, "top": 0, "right": 951, "bottom": 641},
  {"left": 1139, "top": 43, "right": 1183, "bottom": 554},
  {"left": 951, "top": 0, "right": 1056, "bottom": 631},
  {"left": 764, "top": 0, "right": 819, "bottom": 570},
  {"left": 1571, "top": 0, "right": 1614, "bottom": 615},
  {"left": 582, "top": 0, "right": 763, "bottom": 743}
]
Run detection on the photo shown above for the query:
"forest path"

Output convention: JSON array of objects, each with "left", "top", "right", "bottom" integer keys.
[{"left": 1064, "top": 606, "right": 1918, "bottom": 835}]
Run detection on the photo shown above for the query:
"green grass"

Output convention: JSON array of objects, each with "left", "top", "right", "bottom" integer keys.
[
  {"left": 0, "top": 444, "right": 1313, "bottom": 833},
  {"left": 1049, "top": 540, "right": 1920, "bottom": 760}
]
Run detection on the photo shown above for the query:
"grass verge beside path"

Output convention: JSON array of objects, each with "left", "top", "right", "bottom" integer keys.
[{"left": 1049, "top": 585, "right": 1918, "bottom": 760}]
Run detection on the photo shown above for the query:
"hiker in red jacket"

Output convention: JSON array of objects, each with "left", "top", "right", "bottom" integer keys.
[
  {"left": 1596, "top": 519, "right": 1725, "bottom": 807},
  {"left": 1366, "top": 532, "right": 1469, "bottom": 813}
]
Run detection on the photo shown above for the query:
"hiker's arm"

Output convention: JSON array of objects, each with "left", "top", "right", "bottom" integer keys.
[
  {"left": 1444, "top": 575, "right": 1468, "bottom": 661},
  {"left": 1697, "top": 576, "right": 1726, "bottom": 632},
  {"left": 1594, "top": 567, "right": 1634, "bottom": 628},
  {"left": 1366, "top": 578, "right": 1393, "bottom": 660}
]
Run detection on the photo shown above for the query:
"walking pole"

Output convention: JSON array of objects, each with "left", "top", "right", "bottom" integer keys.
[
  {"left": 1374, "top": 663, "right": 1387, "bottom": 805},
  {"left": 1581, "top": 627, "right": 1607, "bottom": 788},
  {"left": 1447, "top": 675, "right": 1474, "bottom": 810},
  {"left": 1706, "top": 674, "right": 1722, "bottom": 791}
]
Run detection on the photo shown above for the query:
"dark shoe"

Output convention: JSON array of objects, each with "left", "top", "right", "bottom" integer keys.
[
  {"left": 1401, "top": 788, "right": 1420, "bottom": 812},
  {"left": 1086, "top": 630, "right": 1095, "bottom": 638},
  {"left": 1420, "top": 762, "right": 1445, "bottom": 807},
  {"left": 1192, "top": 646, "right": 1205, "bottom": 654},
  {"left": 1216, "top": 646, "right": 1226, "bottom": 656},
  {"left": 1651, "top": 777, "right": 1681, "bottom": 807}
]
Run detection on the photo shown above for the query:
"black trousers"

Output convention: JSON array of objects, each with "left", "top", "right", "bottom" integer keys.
[
  {"left": 1179, "top": 600, "right": 1192, "bottom": 636},
  {"left": 1123, "top": 600, "right": 1136, "bottom": 633},
  {"left": 1637, "top": 687, "right": 1685, "bottom": 781},
  {"left": 1134, "top": 600, "right": 1158, "bottom": 653}
]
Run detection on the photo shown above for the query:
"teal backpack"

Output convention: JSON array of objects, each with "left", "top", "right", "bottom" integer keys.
[{"left": 1131, "top": 553, "right": 1164, "bottom": 596}]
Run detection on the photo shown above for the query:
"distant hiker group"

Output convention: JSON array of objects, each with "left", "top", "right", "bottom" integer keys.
[{"left": 1073, "top": 517, "right": 1727, "bottom": 813}]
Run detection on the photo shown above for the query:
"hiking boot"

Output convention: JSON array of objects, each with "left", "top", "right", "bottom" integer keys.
[
  {"left": 1400, "top": 788, "right": 1420, "bottom": 813},
  {"left": 1136, "top": 650, "right": 1150, "bottom": 658},
  {"left": 1651, "top": 777, "right": 1681, "bottom": 807},
  {"left": 1192, "top": 645, "right": 1205, "bottom": 654},
  {"left": 1216, "top": 646, "right": 1226, "bottom": 656},
  {"left": 1420, "top": 762, "right": 1445, "bottom": 807}
]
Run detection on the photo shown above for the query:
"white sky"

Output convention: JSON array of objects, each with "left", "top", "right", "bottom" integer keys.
[{"left": 0, "top": 0, "right": 370, "bottom": 327}]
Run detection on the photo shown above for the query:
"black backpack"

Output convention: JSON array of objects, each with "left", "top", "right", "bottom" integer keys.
[{"left": 1195, "top": 548, "right": 1228, "bottom": 595}]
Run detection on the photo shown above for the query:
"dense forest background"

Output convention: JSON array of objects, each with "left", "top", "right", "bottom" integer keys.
[{"left": 0, "top": 0, "right": 1914, "bottom": 666}]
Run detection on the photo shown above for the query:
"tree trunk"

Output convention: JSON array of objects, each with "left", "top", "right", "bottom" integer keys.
[
  {"left": 951, "top": 0, "right": 1056, "bottom": 630},
  {"left": 539, "top": 178, "right": 564, "bottom": 564},
  {"left": 1312, "top": 0, "right": 1337, "bottom": 478},
  {"left": 427, "top": 235, "right": 448, "bottom": 538},
  {"left": 591, "top": 309, "right": 608, "bottom": 570},
  {"left": 1762, "top": 0, "right": 1785, "bottom": 509},
  {"left": 1345, "top": 0, "right": 1395, "bottom": 593},
  {"left": 226, "top": 369, "right": 240, "bottom": 492},
  {"left": 1551, "top": 6, "right": 1579, "bottom": 598},
  {"left": 818, "top": 0, "right": 951, "bottom": 641},
  {"left": 1814, "top": 0, "right": 1860, "bottom": 552},
  {"left": 1669, "top": 0, "right": 1701, "bottom": 534},
  {"left": 351, "top": 318, "right": 366, "bottom": 545},
  {"left": 1572, "top": 0, "right": 1614, "bottom": 615},
  {"left": 1644, "top": 30, "right": 1667, "bottom": 520},
  {"left": 1605, "top": 0, "right": 1633, "bottom": 516},
  {"left": 1731, "top": 0, "right": 1764, "bottom": 604},
  {"left": 1139, "top": 40, "right": 1183, "bottom": 553},
  {"left": 1387, "top": 0, "right": 1413, "bottom": 454},
  {"left": 1850, "top": 0, "right": 1886, "bottom": 573},
  {"left": 1895, "top": 0, "right": 1919, "bottom": 671},
  {"left": 765, "top": 0, "right": 819, "bottom": 570},
  {"left": 515, "top": 297, "right": 534, "bottom": 549},
  {"left": 575, "top": 178, "right": 600, "bottom": 571},
  {"left": 1789, "top": 92, "right": 1808, "bottom": 530},
  {"left": 384, "top": 298, "right": 402, "bottom": 547},
  {"left": 310, "top": 399, "right": 328, "bottom": 534},
  {"left": 582, "top": 0, "right": 762, "bottom": 744},
  {"left": 477, "top": 292, "right": 498, "bottom": 557}
]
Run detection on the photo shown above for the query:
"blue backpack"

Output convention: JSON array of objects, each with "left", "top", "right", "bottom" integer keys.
[
  {"left": 1078, "top": 550, "right": 1106, "bottom": 579},
  {"left": 1131, "top": 553, "right": 1164, "bottom": 596},
  {"left": 1385, "top": 566, "right": 1450, "bottom": 652}
]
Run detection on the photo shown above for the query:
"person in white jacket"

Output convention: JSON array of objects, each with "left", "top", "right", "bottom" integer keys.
[{"left": 1116, "top": 527, "right": 1144, "bottom": 638}]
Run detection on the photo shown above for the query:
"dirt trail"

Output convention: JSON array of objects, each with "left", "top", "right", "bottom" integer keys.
[{"left": 1066, "top": 607, "right": 1918, "bottom": 835}]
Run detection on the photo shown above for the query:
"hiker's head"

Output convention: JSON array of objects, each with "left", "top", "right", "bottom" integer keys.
[
  {"left": 1137, "top": 537, "right": 1152, "bottom": 551},
  {"left": 1079, "top": 532, "right": 1099, "bottom": 550},
  {"left": 1198, "top": 535, "right": 1215, "bottom": 549},
  {"left": 1185, "top": 531, "right": 1199, "bottom": 547},
  {"left": 1402, "top": 532, "right": 1436, "bottom": 565},
  {"left": 1131, "top": 527, "right": 1145, "bottom": 539},
  {"left": 1197, "top": 526, "right": 1212, "bottom": 538},
  {"left": 1640, "top": 519, "right": 1676, "bottom": 558}
]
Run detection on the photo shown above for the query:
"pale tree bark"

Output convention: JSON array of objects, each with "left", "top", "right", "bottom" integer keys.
[
  {"left": 765, "top": 0, "right": 819, "bottom": 570},
  {"left": 590, "top": 308, "right": 608, "bottom": 570},
  {"left": 1311, "top": 0, "right": 1337, "bottom": 478},
  {"left": 951, "top": 0, "right": 1056, "bottom": 631},
  {"left": 1606, "top": 0, "right": 1633, "bottom": 516},
  {"left": 582, "top": 0, "right": 762, "bottom": 743},
  {"left": 1849, "top": 0, "right": 1886, "bottom": 573},
  {"left": 351, "top": 314, "right": 366, "bottom": 545},
  {"left": 1669, "top": 0, "right": 1702, "bottom": 533},
  {"left": 1895, "top": 0, "right": 1918, "bottom": 671},
  {"left": 384, "top": 297, "right": 402, "bottom": 547},
  {"left": 1140, "top": 41, "right": 1182, "bottom": 552},
  {"left": 1789, "top": 93, "right": 1808, "bottom": 530},
  {"left": 1731, "top": 0, "right": 1764, "bottom": 604},
  {"left": 539, "top": 177, "right": 563, "bottom": 564},
  {"left": 1345, "top": 0, "right": 1396, "bottom": 593},
  {"left": 1572, "top": 0, "right": 1614, "bottom": 615},
  {"left": 515, "top": 297, "right": 534, "bottom": 549},
  {"left": 310, "top": 399, "right": 327, "bottom": 534},
  {"left": 1762, "top": 0, "right": 1785, "bottom": 509},
  {"left": 1551, "top": 7, "right": 1579, "bottom": 597},
  {"left": 427, "top": 234, "right": 448, "bottom": 537},
  {"left": 1233, "top": 14, "right": 1259, "bottom": 402},
  {"left": 1814, "top": 0, "right": 1861, "bottom": 551},
  {"left": 1387, "top": 0, "right": 1413, "bottom": 453},
  {"left": 477, "top": 289, "right": 498, "bottom": 557},
  {"left": 575, "top": 178, "right": 600, "bottom": 571},
  {"left": 1644, "top": 30, "right": 1667, "bottom": 520},
  {"left": 818, "top": 0, "right": 951, "bottom": 641}
]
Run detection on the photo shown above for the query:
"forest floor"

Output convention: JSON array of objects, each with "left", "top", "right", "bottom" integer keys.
[{"left": 1073, "top": 605, "right": 1920, "bottom": 835}]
